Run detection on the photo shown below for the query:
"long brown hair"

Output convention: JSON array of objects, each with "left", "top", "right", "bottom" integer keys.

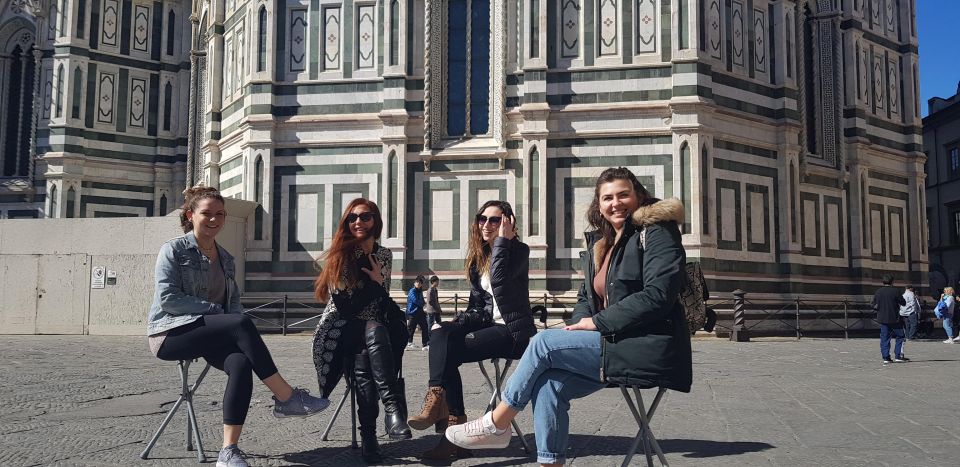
[
  {"left": 314, "top": 198, "right": 384, "bottom": 302},
  {"left": 465, "top": 200, "right": 517, "bottom": 279},
  {"left": 179, "top": 186, "right": 225, "bottom": 233},
  {"left": 586, "top": 167, "right": 651, "bottom": 261}
]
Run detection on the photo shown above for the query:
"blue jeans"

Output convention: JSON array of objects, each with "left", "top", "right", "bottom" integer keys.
[
  {"left": 943, "top": 316, "right": 955, "bottom": 339},
  {"left": 903, "top": 313, "right": 918, "bottom": 339},
  {"left": 501, "top": 329, "right": 606, "bottom": 465},
  {"left": 879, "top": 324, "right": 905, "bottom": 359}
]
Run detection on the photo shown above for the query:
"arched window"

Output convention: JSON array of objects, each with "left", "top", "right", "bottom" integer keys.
[
  {"left": 680, "top": 142, "right": 690, "bottom": 233},
  {"left": 790, "top": 161, "right": 797, "bottom": 242},
  {"left": 387, "top": 151, "right": 398, "bottom": 237},
  {"left": 677, "top": 0, "right": 688, "bottom": 50},
  {"left": 66, "top": 186, "right": 76, "bottom": 218},
  {"left": 446, "top": 0, "right": 490, "bottom": 137},
  {"left": 71, "top": 66, "right": 83, "bottom": 119},
  {"left": 529, "top": 146, "right": 540, "bottom": 236},
  {"left": 49, "top": 185, "right": 58, "bottom": 218},
  {"left": 390, "top": 0, "right": 400, "bottom": 66},
  {"left": 159, "top": 193, "right": 168, "bottom": 216},
  {"left": 2, "top": 44, "right": 37, "bottom": 177},
  {"left": 55, "top": 65, "right": 64, "bottom": 118},
  {"left": 785, "top": 14, "right": 793, "bottom": 78},
  {"left": 257, "top": 7, "right": 267, "bottom": 72},
  {"left": 163, "top": 82, "right": 173, "bottom": 131},
  {"left": 701, "top": 145, "right": 710, "bottom": 235},
  {"left": 253, "top": 156, "right": 265, "bottom": 240},
  {"left": 167, "top": 11, "right": 176, "bottom": 56},
  {"left": 861, "top": 174, "right": 868, "bottom": 250},
  {"left": 76, "top": 0, "right": 87, "bottom": 39}
]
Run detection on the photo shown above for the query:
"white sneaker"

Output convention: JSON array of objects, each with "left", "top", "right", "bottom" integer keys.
[
  {"left": 422, "top": 345, "right": 430, "bottom": 351},
  {"left": 954, "top": 336, "right": 960, "bottom": 342},
  {"left": 943, "top": 339, "right": 955, "bottom": 344},
  {"left": 406, "top": 342, "right": 415, "bottom": 349},
  {"left": 445, "top": 412, "right": 511, "bottom": 449}
]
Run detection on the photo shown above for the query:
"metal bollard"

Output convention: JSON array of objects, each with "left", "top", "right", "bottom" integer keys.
[{"left": 730, "top": 289, "right": 749, "bottom": 342}]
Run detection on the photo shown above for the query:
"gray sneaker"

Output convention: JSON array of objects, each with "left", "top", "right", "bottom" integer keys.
[
  {"left": 273, "top": 387, "right": 330, "bottom": 418},
  {"left": 216, "top": 444, "right": 248, "bottom": 467}
]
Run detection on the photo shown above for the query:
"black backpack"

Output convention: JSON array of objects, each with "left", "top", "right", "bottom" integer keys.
[{"left": 639, "top": 229, "right": 709, "bottom": 335}]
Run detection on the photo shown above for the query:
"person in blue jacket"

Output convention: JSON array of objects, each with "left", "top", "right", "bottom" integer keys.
[{"left": 407, "top": 275, "right": 429, "bottom": 348}]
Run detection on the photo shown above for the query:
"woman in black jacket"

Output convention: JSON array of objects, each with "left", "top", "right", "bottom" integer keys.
[
  {"left": 445, "top": 168, "right": 692, "bottom": 466},
  {"left": 408, "top": 200, "right": 536, "bottom": 460}
]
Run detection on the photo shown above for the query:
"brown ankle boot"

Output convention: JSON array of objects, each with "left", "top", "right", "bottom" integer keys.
[
  {"left": 408, "top": 386, "right": 449, "bottom": 431},
  {"left": 420, "top": 415, "right": 472, "bottom": 461}
]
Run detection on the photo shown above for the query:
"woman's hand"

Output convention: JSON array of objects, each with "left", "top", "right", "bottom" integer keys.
[
  {"left": 564, "top": 317, "right": 597, "bottom": 331},
  {"left": 361, "top": 254, "right": 384, "bottom": 284},
  {"left": 500, "top": 214, "right": 517, "bottom": 240}
]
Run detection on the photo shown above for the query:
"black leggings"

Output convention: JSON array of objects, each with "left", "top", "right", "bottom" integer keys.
[
  {"left": 157, "top": 314, "right": 280, "bottom": 425},
  {"left": 427, "top": 321, "right": 514, "bottom": 416}
]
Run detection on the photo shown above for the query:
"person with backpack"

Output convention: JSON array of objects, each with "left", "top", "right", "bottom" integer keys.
[
  {"left": 443, "top": 167, "right": 692, "bottom": 467},
  {"left": 406, "top": 275, "right": 429, "bottom": 349},
  {"left": 935, "top": 286, "right": 957, "bottom": 343}
]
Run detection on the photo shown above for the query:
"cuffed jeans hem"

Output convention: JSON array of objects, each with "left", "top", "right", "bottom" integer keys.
[
  {"left": 501, "top": 394, "right": 526, "bottom": 413},
  {"left": 537, "top": 451, "right": 564, "bottom": 465}
]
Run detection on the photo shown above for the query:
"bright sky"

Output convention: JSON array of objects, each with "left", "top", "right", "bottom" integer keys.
[{"left": 917, "top": 0, "right": 960, "bottom": 116}]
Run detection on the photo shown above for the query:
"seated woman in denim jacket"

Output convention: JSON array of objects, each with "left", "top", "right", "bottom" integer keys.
[{"left": 147, "top": 187, "right": 329, "bottom": 467}]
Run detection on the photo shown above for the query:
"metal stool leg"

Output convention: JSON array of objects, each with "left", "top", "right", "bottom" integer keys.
[
  {"left": 320, "top": 371, "right": 359, "bottom": 449},
  {"left": 479, "top": 359, "right": 531, "bottom": 454},
  {"left": 321, "top": 386, "right": 353, "bottom": 441},
  {"left": 620, "top": 386, "right": 668, "bottom": 467},
  {"left": 140, "top": 360, "right": 211, "bottom": 463}
]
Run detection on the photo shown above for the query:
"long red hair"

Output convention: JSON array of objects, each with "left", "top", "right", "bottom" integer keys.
[{"left": 314, "top": 198, "right": 384, "bottom": 302}]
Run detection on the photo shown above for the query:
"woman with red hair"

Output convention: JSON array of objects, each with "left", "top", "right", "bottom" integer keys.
[{"left": 312, "top": 198, "right": 410, "bottom": 463}]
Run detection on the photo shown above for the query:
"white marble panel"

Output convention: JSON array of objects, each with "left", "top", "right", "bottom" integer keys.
[
  {"left": 324, "top": 7, "right": 341, "bottom": 70},
  {"left": 356, "top": 5, "right": 375, "bottom": 69},
  {"left": 296, "top": 193, "right": 318, "bottom": 243},
  {"left": 890, "top": 210, "right": 902, "bottom": 256},
  {"left": 871, "top": 209, "right": 883, "bottom": 255},
  {"left": 749, "top": 191, "right": 764, "bottom": 244},
  {"left": 826, "top": 203, "right": 840, "bottom": 250},
  {"left": 476, "top": 189, "right": 500, "bottom": 208},
  {"left": 721, "top": 187, "right": 737, "bottom": 242},
  {"left": 598, "top": 0, "right": 618, "bottom": 56},
  {"left": 803, "top": 199, "right": 817, "bottom": 249},
  {"left": 340, "top": 192, "right": 363, "bottom": 214},
  {"left": 431, "top": 189, "right": 454, "bottom": 241},
  {"left": 572, "top": 186, "right": 593, "bottom": 241}
]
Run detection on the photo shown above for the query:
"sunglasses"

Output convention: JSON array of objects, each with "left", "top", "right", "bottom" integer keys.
[
  {"left": 346, "top": 212, "right": 375, "bottom": 224},
  {"left": 476, "top": 215, "right": 503, "bottom": 225}
]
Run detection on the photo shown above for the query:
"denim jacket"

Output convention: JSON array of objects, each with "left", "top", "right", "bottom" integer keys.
[{"left": 147, "top": 232, "right": 242, "bottom": 335}]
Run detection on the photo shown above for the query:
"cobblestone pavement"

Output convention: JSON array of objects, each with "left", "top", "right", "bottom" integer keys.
[{"left": 1, "top": 334, "right": 958, "bottom": 466}]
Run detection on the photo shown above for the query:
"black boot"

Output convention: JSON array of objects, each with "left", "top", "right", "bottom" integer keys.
[
  {"left": 354, "top": 354, "right": 383, "bottom": 463},
  {"left": 365, "top": 324, "right": 412, "bottom": 440}
]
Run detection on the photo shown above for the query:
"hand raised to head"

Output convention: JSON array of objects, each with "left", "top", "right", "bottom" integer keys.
[{"left": 499, "top": 214, "right": 516, "bottom": 240}]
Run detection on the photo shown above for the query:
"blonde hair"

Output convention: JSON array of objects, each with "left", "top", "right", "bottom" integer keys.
[{"left": 945, "top": 287, "right": 956, "bottom": 296}]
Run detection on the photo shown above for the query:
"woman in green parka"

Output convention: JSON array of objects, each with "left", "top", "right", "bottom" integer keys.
[{"left": 444, "top": 167, "right": 692, "bottom": 466}]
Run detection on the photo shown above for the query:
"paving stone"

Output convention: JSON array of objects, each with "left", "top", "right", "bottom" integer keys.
[{"left": 1, "top": 335, "right": 958, "bottom": 466}]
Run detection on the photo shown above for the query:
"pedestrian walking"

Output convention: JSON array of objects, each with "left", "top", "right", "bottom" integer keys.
[
  {"left": 900, "top": 285, "right": 921, "bottom": 340},
  {"left": 872, "top": 274, "right": 907, "bottom": 364},
  {"left": 425, "top": 275, "right": 443, "bottom": 329},
  {"left": 407, "top": 275, "right": 430, "bottom": 349}
]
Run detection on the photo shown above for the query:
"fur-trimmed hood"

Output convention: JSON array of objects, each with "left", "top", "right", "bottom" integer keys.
[
  {"left": 631, "top": 197, "right": 685, "bottom": 226},
  {"left": 589, "top": 197, "right": 684, "bottom": 269}
]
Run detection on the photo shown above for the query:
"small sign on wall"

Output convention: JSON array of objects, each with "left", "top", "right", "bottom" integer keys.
[
  {"left": 106, "top": 270, "right": 117, "bottom": 286},
  {"left": 91, "top": 266, "right": 105, "bottom": 289}
]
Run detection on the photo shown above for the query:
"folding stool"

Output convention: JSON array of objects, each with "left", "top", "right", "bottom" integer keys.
[
  {"left": 140, "top": 360, "right": 212, "bottom": 462},
  {"left": 476, "top": 358, "right": 532, "bottom": 453}
]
